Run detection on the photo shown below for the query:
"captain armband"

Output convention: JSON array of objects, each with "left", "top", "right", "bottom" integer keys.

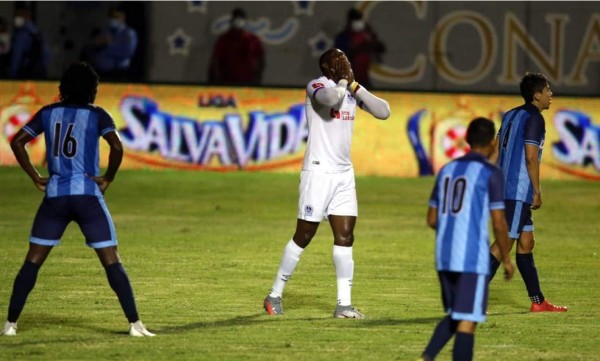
[{"left": 349, "top": 81, "right": 361, "bottom": 94}]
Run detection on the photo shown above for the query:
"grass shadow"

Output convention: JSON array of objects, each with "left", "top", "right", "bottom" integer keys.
[
  {"left": 155, "top": 313, "right": 446, "bottom": 334},
  {"left": 156, "top": 314, "right": 265, "bottom": 333},
  {"left": 0, "top": 314, "right": 128, "bottom": 349}
]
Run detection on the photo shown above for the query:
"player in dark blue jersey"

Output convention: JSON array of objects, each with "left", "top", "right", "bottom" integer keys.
[
  {"left": 1, "top": 62, "right": 154, "bottom": 337},
  {"left": 418, "top": 118, "right": 514, "bottom": 361},
  {"left": 488, "top": 73, "right": 567, "bottom": 313}
]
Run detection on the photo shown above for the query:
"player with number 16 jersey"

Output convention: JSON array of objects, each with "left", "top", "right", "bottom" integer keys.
[
  {"left": 2, "top": 62, "right": 154, "bottom": 338},
  {"left": 23, "top": 98, "right": 116, "bottom": 198}
]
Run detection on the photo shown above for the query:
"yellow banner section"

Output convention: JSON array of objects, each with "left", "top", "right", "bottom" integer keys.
[{"left": 1, "top": 81, "right": 599, "bottom": 180}]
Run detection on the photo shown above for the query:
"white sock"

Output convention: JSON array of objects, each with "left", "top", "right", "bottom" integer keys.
[
  {"left": 269, "top": 240, "right": 304, "bottom": 298},
  {"left": 333, "top": 245, "right": 354, "bottom": 306}
]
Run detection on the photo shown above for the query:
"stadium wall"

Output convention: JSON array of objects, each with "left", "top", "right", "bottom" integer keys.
[
  {"left": 1, "top": 80, "right": 599, "bottom": 180},
  {"left": 22, "top": 1, "right": 600, "bottom": 95}
]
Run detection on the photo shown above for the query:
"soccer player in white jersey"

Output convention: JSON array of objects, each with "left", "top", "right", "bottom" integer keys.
[
  {"left": 1, "top": 62, "right": 154, "bottom": 337},
  {"left": 264, "top": 48, "right": 390, "bottom": 318},
  {"left": 419, "top": 118, "right": 514, "bottom": 361},
  {"left": 489, "top": 73, "right": 567, "bottom": 312}
]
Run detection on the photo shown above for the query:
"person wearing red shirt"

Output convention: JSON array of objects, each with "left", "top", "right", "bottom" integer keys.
[
  {"left": 209, "top": 8, "right": 265, "bottom": 85},
  {"left": 334, "top": 8, "right": 385, "bottom": 89}
]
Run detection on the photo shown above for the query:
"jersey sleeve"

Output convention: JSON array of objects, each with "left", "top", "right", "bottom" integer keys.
[
  {"left": 98, "top": 108, "right": 117, "bottom": 136},
  {"left": 523, "top": 113, "right": 545, "bottom": 147},
  {"left": 22, "top": 109, "right": 44, "bottom": 137},
  {"left": 488, "top": 167, "right": 505, "bottom": 210},
  {"left": 306, "top": 79, "right": 327, "bottom": 101}
]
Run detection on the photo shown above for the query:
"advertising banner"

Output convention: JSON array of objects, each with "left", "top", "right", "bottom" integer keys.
[{"left": 1, "top": 80, "right": 598, "bottom": 180}]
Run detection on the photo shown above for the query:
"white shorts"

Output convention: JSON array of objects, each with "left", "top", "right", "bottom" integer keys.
[{"left": 297, "top": 169, "right": 358, "bottom": 222}]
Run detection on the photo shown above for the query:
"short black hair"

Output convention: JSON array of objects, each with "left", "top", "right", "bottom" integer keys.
[
  {"left": 348, "top": 8, "right": 362, "bottom": 21},
  {"left": 466, "top": 117, "right": 496, "bottom": 148},
  {"left": 520, "top": 72, "right": 548, "bottom": 103},
  {"left": 109, "top": 3, "right": 126, "bottom": 16},
  {"left": 59, "top": 62, "right": 99, "bottom": 105},
  {"left": 232, "top": 8, "right": 246, "bottom": 19}
]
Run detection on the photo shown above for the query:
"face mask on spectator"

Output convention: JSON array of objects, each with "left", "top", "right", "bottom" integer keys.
[
  {"left": 14, "top": 16, "right": 25, "bottom": 28},
  {"left": 109, "top": 18, "right": 123, "bottom": 30},
  {"left": 351, "top": 20, "right": 365, "bottom": 32},
  {"left": 231, "top": 17, "right": 246, "bottom": 29}
]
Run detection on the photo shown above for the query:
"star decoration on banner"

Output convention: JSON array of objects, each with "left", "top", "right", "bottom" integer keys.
[
  {"left": 307, "top": 31, "right": 332, "bottom": 57},
  {"left": 293, "top": 1, "right": 314, "bottom": 16},
  {"left": 186, "top": 1, "right": 207, "bottom": 14},
  {"left": 167, "top": 28, "right": 193, "bottom": 56}
]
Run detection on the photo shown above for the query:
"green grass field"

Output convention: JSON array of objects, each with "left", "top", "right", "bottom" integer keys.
[{"left": 0, "top": 167, "right": 599, "bottom": 361}]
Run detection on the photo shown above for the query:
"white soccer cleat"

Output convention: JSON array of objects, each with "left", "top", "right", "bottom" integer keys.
[
  {"left": 1, "top": 321, "right": 17, "bottom": 336},
  {"left": 333, "top": 305, "right": 366, "bottom": 319},
  {"left": 129, "top": 320, "right": 155, "bottom": 337}
]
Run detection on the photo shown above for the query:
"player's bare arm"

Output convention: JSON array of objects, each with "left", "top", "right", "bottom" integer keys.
[
  {"left": 10, "top": 129, "right": 48, "bottom": 192},
  {"left": 91, "top": 131, "right": 124, "bottom": 193},
  {"left": 524, "top": 143, "right": 542, "bottom": 210},
  {"left": 490, "top": 209, "right": 515, "bottom": 280},
  {"left": 426, "top": 206, "right": 437, "bottom": 230}
]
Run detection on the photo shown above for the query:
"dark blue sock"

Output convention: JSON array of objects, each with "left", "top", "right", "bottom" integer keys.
[
  {"left": 453, "top": 332, "right": 474, "bottom": 361},
  {"left": 516, "top": 253, "right": 544, "bottom": 304},
  {"left": 423, "top": 316, "right": 457, "bottom": 359},
  {"left": 105, "top": 263, "right": 139, "bottom": 323},
  {"left": 488, "top": 253, "right": 501, "bottom": 282},
  {"left": 8, "top": 261, "right": 41, "bottom": 323}
]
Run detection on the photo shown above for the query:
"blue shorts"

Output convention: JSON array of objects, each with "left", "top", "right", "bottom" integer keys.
[
  {"left": 504, "top": 200, "right": 534, "bottom": 239},
  {"left": 438, "top": 271, "right": 488, "bottom": 323},
  {"left": 30, "top": 195, "right": 117, "bottom": 249}
]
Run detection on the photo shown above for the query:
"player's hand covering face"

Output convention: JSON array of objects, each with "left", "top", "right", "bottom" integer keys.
[
  {"left": 333, "top": 53, "right": 354, "bottom": 84},
  {"left": 323, "top": 51, "right": 353, "bottom": 84}
]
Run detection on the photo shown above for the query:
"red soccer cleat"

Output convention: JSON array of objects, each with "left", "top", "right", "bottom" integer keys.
[{"left": 530, "top": 300, "right": 568, "bottom": 312}]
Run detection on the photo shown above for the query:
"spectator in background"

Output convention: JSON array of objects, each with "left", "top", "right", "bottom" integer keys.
[
  {"left": 0, "top": 17, "right": 10, "bottom": 77},
  {"left": 8, "top": 7, "right": 50, "bottom": 79},
  {"left": 82, "top": 6, "right": 138, "bottom": 81},
  {"left": 334, "top": 8, "right": 386, "bottom": 89},
  {"left": 209, "top": 8, "right": 264, "bottom": 85}
]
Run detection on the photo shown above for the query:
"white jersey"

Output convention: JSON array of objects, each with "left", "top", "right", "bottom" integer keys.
[{"left": 303, "top": 76, "right": 357, "bottom": 172}]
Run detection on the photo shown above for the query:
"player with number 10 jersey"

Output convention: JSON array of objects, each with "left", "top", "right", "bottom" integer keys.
[{"left": 429, "top": 140, "right": 506, "bottom": 276}]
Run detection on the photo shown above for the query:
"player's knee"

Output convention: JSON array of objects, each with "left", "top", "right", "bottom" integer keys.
[
  {"left": 301, "top": 232, "right": 315, "bottom": 243},
  {"left": 293, "top": 231, "right": 315, "bottom": 247},
  {"left": 518, "top": 239, "right": 535, "bottom": 253},
  {"left": 456, "top": 320, "right": 477, "bottom": 334},
  {"left": 529, "top": 238, "right": 536, "bottom": 251},
  {"left": 335, "top": 232, "right": 354, "bottom": 247}
]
